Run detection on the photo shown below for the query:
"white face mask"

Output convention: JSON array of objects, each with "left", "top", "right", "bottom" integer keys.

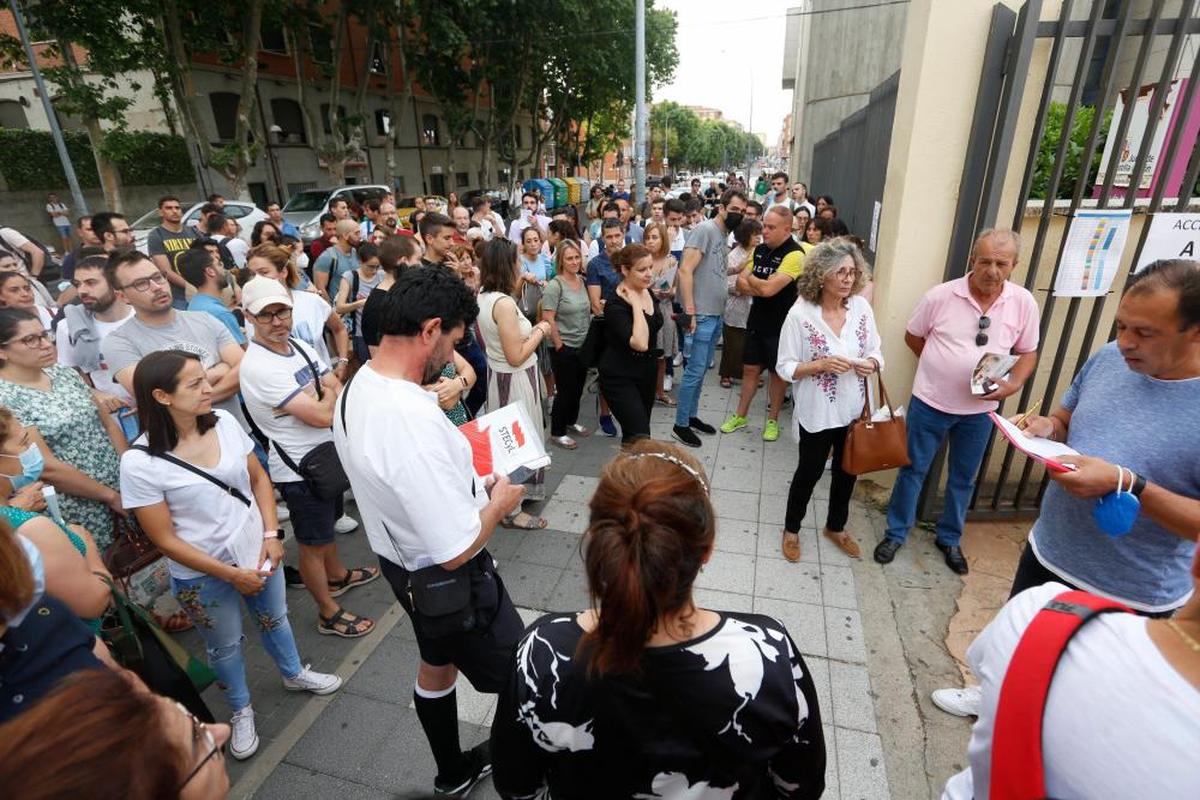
[{"left": 6, "top": 535, "right": 46, "bottom": 628}]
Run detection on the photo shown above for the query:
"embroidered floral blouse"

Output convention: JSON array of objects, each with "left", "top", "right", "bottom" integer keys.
[{"left": 775, "top": 294, "right": 884, "bottom": 437}]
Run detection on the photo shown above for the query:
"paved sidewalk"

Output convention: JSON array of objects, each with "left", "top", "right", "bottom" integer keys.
[{"left": 193, "top": 368, "right": 895, "bottom": 799}]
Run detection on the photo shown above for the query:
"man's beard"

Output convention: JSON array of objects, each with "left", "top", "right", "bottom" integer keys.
[
  {"left": 88, "top": 292, "right": 116, "bottom": 313},
  {"left": 422, "top": 355, "right": 448, "bottom": 385}
]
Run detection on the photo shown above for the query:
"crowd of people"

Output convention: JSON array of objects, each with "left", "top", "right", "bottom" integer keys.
[{"left": 0, "top": 165, "right": 1197, "bottom": 800}]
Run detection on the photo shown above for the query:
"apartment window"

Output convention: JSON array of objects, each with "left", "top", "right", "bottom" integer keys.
[
  {"left": 370, "top": 41, "right": 386, "bottom": 75},
  {"left": 309, "top": 23, "right": 332, "bottom": 64},
  {"left": 319, "top": 103, "right": 348, "bottom": 136},
  {"left": 210, "top": 92, "right": 240, "bottom": 141},
  {"left": 375, "top": 109, "right": 391, "bottom": 137},
  {"left": 455, "top": 172, "right": 469, "bottom": 188},
  {"left": 429, "top": 173, "right": 446, "bottom": 195},
  {"left": 422, "top": 114, "right": 441, "bottom": 146},
  {"left": 270, "top": 97, "right": 306, "bottom": 144},
  {"left": 0, "top": 100, "right": 28, "bottom": 129},
  {"left": 260, "top": 25, "right": 287, "bottom": 55}
]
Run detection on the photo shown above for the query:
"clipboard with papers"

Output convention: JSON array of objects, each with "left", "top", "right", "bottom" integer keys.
[{"left": 988, "top": 412, "right": 1079, "bottom": 473}]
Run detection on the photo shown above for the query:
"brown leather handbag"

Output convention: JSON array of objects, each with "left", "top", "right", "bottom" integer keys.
[
  {"left": 842, "top": 372, "right": 911, "bottom": 475},
  {"left": 103, "top": 512, "right": 162, "bottom": 592}
]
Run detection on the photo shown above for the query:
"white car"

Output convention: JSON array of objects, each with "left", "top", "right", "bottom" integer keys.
[
  {"left": 281, "top": 184, "right": 391, "bottom": 243},
  {"left": 130, "top": 200, "right": 265, "bottom": 252}
]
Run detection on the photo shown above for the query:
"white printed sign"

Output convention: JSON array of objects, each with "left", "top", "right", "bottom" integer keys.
[{"left": 1134, "top": 212, "right": 1200, "bottom": 273}]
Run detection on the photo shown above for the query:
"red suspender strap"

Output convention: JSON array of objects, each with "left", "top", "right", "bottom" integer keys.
[{"left": 989, "top": 590, "right": 1130, "bottom": 800}]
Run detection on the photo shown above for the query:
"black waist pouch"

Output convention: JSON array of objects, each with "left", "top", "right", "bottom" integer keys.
[{"left": 406, "top": 550, "right": 500, "bottom": 639}]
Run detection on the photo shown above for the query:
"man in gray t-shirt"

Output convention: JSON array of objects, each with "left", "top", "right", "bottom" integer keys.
[
  {"left": 673, "top": 189, "right": 748, "bottom": 447},
  {"left": 105, "top": 251, "right": 246, "bottom": 424}
]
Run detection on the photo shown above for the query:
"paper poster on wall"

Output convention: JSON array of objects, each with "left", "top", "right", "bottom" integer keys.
[
  {"left": 1095, "top": 80, "right": 1182, "bottom": 191},
  {"left": 1134, "top": 213, "right": 1200, "bottom": 273},
  {"left": 1052, "top": 209, "right": 1133, "bottom": 297}
]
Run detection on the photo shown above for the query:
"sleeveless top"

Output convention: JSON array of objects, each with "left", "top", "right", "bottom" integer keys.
[{"left": 477, "top": 291, "right": 536, "bottom": 373}]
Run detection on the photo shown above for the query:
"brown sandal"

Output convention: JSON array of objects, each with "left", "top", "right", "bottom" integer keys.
[
  {"left": 781, "top": 531, "right": 802, "bottom": 563},
  {"left": 824, "top": 529, "right": 862, "bottom": 558}
]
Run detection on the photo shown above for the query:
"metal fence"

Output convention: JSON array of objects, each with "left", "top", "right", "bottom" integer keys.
[
  {"left": 919, "top": 0, "right": 1200, "bottom": 521},
  {"left": 810, "top": 71, "right": 900, "bottom": 258}
]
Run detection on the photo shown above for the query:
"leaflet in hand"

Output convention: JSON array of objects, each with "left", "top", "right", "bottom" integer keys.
[
  {"left": 971, "top": 353, "right": 1020, "bottom": 395},
  {"left": 988, "top": 412, "right": 1078, "bottom": 473},
  {"left": 458, "top": 402, "right": 551, "bottom": 482}
]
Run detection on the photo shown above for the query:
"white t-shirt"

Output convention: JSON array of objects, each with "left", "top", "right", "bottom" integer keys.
[
  {"left": 333, "top": 365, "right": 486, "bottom": 571},
  {"left": 243, "top": 289, "right": 333, "bottom": 367},
  {"left": 225, "top": 237, "right": 249, "bottom": 268},
  {"left": 239, "top": 339, "right": 332, "bottom": 484},
  {"left": 56, "top": 308, "right": 135, "bottom": 401},
  {"left": 119, "top": 410, "right": 264, "bottom": 580},
  {"left": 46, "top": 203, "right": 69, "bottom": 226},
  {"left": 943, "top": 582, "right": 1200, "bottom": 800}
]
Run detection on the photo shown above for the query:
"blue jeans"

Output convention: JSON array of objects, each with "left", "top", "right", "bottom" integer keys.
[
  {"left": 172, "top": 567, "right": 302, "bottom": 712},
  {"left": 884, "top": 395, "right": 993, "bottom": 547},
  {"left": 675, "top": 314, "right": 722, "bottom": 427}
]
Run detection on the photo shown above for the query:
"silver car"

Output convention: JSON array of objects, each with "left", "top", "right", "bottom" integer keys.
[
  {"left": 129, "top": 200, "right": 266, "bottom": 252},
  {"left": 281, "top": 184, "right": 391, "bottom": 243}
]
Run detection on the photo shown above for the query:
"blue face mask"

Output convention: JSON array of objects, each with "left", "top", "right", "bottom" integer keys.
[
  {"left": 4, "top": 443, "right": 44, "bottom": 491},
  {"left": 7, "top": 535, "right": 46, "bottom": 628},
  {"left": 1093, "top": 466, "right": 1140, "bottom": 537}
]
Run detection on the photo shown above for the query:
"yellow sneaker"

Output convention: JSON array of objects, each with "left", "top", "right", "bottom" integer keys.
[{"left": 763, "top": 419, "right": 781, "bottom": 442}]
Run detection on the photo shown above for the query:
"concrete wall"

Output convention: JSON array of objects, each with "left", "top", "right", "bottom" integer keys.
[
  {"left": 0, "top": 183, "right": 198, "bottom": 254},
  {"left": 784, "top": 0, "right": 908, "bottom": 184}
]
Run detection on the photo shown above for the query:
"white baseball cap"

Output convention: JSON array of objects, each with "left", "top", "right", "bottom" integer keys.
[{"left": 241, "top": 275, "right": 293, "bottom": 315}]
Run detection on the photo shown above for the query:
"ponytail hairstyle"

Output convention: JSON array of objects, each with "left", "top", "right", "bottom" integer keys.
[
  {"left": 247, "top": 242, "right": 300, "bottom": 287},
  {"left": 580, "top": 440, "right": 714, "bottom": 676}
]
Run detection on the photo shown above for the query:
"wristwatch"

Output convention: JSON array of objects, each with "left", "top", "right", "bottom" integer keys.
[
  {"left": 263, "top": 529, "right": 285, "bottom": 541},
  {"left": 1130, "top": 472, "right": 1147, "bottom": 497},
  {"left": 332, "top": 357, "right": 349, "bottom": 367}
]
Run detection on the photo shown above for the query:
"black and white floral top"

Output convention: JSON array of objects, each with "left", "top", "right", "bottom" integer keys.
[{"left": 492, "top": 611, "right": 826, "bottom": 799}]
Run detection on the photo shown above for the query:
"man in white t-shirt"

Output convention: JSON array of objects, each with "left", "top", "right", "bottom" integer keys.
[
  {"left": 57, "top": 254, "right": 135, "bottom": 414},
  {"left": 239, "top": 276, "right": 378, "bottom": 640},
  {"left": 333, "top": 266, "right": 524, "bottom": 795}
]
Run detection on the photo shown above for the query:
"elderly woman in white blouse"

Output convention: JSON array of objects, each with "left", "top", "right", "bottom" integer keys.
[{"left": 775, "top": 239, "right": 882, "bottom": 563}]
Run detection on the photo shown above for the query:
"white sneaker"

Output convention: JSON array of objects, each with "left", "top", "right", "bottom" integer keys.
[
  {"left": 664, "top": 375, "right": 673, "bottom": 391},
  {"left": 334, "top": 514, "right": 358, "bottom": 534},
  {"left": 277, "top": 505, "right": 290, "bottom": 522},
  {"left": 283, "top": 664, "right": 343, "bottom": 695},
  {"left": 229, "top": 705, "right": 259, "bottom": 760},
  {"left": 673, "top": 353, "right": 683, "bottom": 367},
  {"left": 931, "top": 685, "right": 982, "bottom": 717}
]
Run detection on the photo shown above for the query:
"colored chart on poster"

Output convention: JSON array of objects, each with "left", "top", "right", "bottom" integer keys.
[{"left": 1052, "top": 209, "right": 1132, "bottom": 298}]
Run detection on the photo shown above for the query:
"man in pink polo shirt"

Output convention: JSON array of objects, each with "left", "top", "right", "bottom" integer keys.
[{"left": 874, "top": 229, "right": 1040, "bottom": 574}]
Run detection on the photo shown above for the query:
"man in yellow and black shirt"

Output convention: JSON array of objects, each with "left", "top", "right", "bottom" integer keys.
[{"left": 721, "top": 205, "right": 807, "bottom": 441}]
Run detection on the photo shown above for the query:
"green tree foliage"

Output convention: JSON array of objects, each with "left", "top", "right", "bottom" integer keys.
[
  {"left": 0, "top": 129, "right": 191, "bottom": 189},
  {"left": 649, "top": 101, "right": 762, "bottom": 171},
  {"left": 1029, "top": 103, "right": 1113, "bottom": 200}
]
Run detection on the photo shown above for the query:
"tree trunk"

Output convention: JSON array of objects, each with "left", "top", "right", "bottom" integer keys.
[
  {"left": 225, "top": 0, "right": 266, "bottom": 199},
  {"left": 54, "top": 40, "right": 124, "bottom": 210},
  {"left": 160, "top": 3, "right": 214, "bottom": 178},
  {"left": 384, "top": 24, "right": 413, "bottom": 190}
]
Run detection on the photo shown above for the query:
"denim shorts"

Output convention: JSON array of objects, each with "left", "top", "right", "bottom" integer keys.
[{"left": 278, "top": 480, "right": 339, "bottom": 546}]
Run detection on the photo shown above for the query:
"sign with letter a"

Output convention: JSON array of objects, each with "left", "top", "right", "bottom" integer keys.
[{"left": 1134, "top": 213, "right": 1200, "bottom": 273}]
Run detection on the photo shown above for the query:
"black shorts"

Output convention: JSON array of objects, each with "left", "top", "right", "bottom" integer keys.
[
  {"left": 279, "top": 480, "right": 343, "bottom": 546},
  {"left": 379, "top": 550, "right": 523, "bottom": 694},
  {"left": 742, "top": 330, "right": 781, "bottom": 369}
]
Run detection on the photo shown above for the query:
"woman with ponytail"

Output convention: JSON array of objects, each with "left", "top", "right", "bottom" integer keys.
[{"left": 492, "top": 440, "right": 826, "bottom": 799}]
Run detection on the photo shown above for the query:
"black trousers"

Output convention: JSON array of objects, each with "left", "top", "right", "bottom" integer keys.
[
  {"left": 784, "top": 423, "right": 857, "bottom": 533},
  {"left": 599, "top": 359, "right": 656, "bottom": 443},
  {"left": 1008, "top": 546, "right": 1177, "bottom": 618},
  {"left": 549, "top": 345, "right": 587, "bottom": 436}
]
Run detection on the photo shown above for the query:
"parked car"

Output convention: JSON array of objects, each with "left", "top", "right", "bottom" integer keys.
[
  {"left": 281, "top": 184, "right": 391, "bottom": 243},
  {"left": 129, "top": 200, "right": 266, "bottom": 253}
]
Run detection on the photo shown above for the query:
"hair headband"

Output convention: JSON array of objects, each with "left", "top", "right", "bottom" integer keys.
[{"left": 622, "top": 452, "right": 709, "bottom": 494}]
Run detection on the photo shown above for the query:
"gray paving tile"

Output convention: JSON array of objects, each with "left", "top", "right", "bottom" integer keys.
[
  {"left": 713, "top": 517, "right": 759, "bottom": 555},
  {"left": 498, "top": 561, "right": 562, "bottom": 610},
  {"left": 539, "top": 498, "right": 590, "bottom": 534},
  {"left": 829, "top": 661, "right": 876, "bottom": 733},
  {"left": 823, "top": 723, "right": 841, "bottom": 800},
  {"left": 708, "top": 461, "right": 758, "bottom": 490},
  {"left": 552, "top": 474, "right": 600, "bottom": 502},
  {"left": 835, "top": 726, "right": 890, "bottom": 800},
  {"left": 761, "top": 466, "right": 796, "bottom": 494},
  {"left": 546, "top": 569, "right": 591, "bottom": 612},
  {"left": 286, "top": 691, "right": 405, "bottom": 783},
  {"left": 514, "top": 530, "right": 582, "bottom": 569},
  {"left": 693, "top": 586, "right": 755, "bottom": 613},
  {"left": 820, "top": 564, "right": 859, "bottom": 610},
  {"left": 757, "top": 524, "right": 819, "bottom": 562},
  {"left": 708, "top": 488, "right": 760, "bottom": 522},
  {"left": 825, "top": 606, "right": 868, "bottom": 664},
  {"left": 363, "top": 714, "right": 492, "bottom": 793},
  {"left": 753, "top": 596, "right": 828, "bottom": 658},
  {"left": 758, "top": 492, "right": 787, "bottom": 525},
  {"left": 694, "top": 550, "right": 756, "bottom": 595},
  {"left": 342, "top": 628, "right": 421, "bottom": 703},
  {"left": 755, "top": 557, "right": 823, "bottom": 605},
  {"left": 487, "top": 529, "right": 526, "bottom": 562},
  {"left": 806, "top": 656, "right": 832, "bottom": 727},
  {"left": 257, "top": 762, "right": 394, "bottom": 800}
]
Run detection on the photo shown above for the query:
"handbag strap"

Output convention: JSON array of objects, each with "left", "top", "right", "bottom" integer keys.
[
  {"left": 857, "top": 369, "right": 894, "bottom": 422},
  {"left": 129, "top": 445, "right": 251, "bottom": 507},
  {"left": 989, "top": 590, "right": 1130, "bottom": 799},
  {"left": 243, "top": 338, "right": 328, "bottom": 475}
]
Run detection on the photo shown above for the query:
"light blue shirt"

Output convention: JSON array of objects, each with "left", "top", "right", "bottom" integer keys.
[
  {"left": 187, "top": 294, "right": 246, "bottom": 345},
  {"left": 1030, "top": 343, "right": 1200, "bottom": 611}
]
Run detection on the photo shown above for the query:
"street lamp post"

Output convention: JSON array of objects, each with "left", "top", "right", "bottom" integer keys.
[{"left": 634, "top": 0, "right": 647, "bottom": 204}]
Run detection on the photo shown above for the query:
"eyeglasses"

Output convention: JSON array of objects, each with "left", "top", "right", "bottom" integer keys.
[
  {"left": 3, "top": 330, "right": 52, "bottom": 348},
  {"left": 976, "top": 315, "right": 991, "bottom": 347},
  {"left": 253, "top": 307, "right": 293, "bottom": 323},
  {"left": 122, "top": 272, "right": 169, "bottom": 292},
  {"left": 834, "top": 268, "right": 861, "bottom": 280},
  {"left": 174, "top": 701, "right": 225, "bottom": 790}
]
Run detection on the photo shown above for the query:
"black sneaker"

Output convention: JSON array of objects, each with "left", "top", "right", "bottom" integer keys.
[
  {"left": 434, "top": 740, "right": 492, "bottom": 796},
  {"left": 284, "top": 565, "right": 305, "bottom": 588},
  {"left": 873, "top": 538, "right": 901, "bottom": 565},
  {"left": 672, "top": 425, "right": 702, "bottom": 448},
  {"left": 689, "top": 417, "right": 717, "bottom": 435}
]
